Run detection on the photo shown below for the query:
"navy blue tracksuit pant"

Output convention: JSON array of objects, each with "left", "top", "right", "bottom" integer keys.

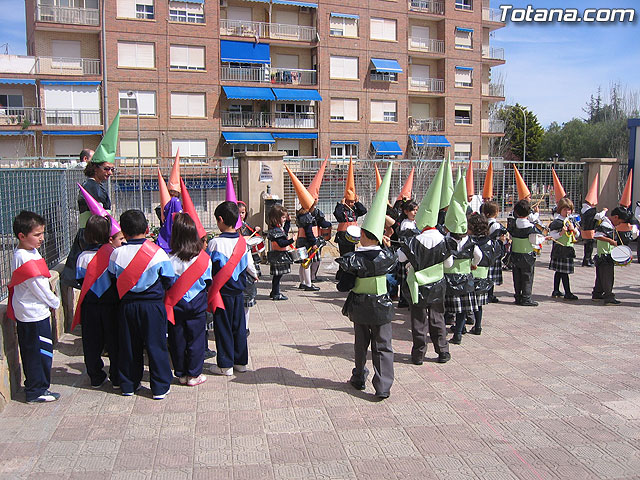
[
  {"left": 213, "top": 293, "right": 248, "bottom": 368},
  {"left": 81, "top": 300, "right": 119, "bottom": 387},
  {"left": 168, "top": 290, "right": 207, "bottom": 378},
  {"left": 118, "top": 301, "right": 172, "bottom": 396},
  {"left": 17, "top": 318, "right": 53, "bottom": 402}
]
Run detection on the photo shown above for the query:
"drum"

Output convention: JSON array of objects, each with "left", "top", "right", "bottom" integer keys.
[
  {"left": 247, "top": 236, "right": 266, "bottom": 254},
  {"left": 611, "top": 245, "right": 632, "bottom": 266},
  {"left": 320, "top": 227, "right": 332, "bottom": 241},
  {"left": 289, "top": 247, "right": 309, "bottom": 263},
  {"left": 345, "top": 225, "right": 361, "bottom": 244}
]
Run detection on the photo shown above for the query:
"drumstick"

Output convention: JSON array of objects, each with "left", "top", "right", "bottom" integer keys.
[{"left": 247, "top": 230, "right": 259, "bottom": 240}]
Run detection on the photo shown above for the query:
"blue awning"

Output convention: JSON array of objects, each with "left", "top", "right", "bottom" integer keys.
[
  {"left": 272, "top": 133, "right": 317, "bottom": 139},
  {"left": 331, "top": 140, "right": 359, "bottom": 145},
  {"left": 0, "top": 79, "right": 36, "bottom": 85},
  {"left": 372, "top": 141, "right": 402, "bottom": 155},
  {"left": 455, "top": 66, "right": 473, "bottom": 71},
  {"left": 223, "top": 86, "right": 275, "bottom": 100},
  {"left": 0, "top": 130, "right": 34, "bottom": 136},
  {"left": 272, "top": 0, "right": 317, "bottom": 7},
  {"left": 184, "top": 0, "right": 204, "bottom": 3},
  {"left": 42, "top": 130, "right": 103, "bottom": 135},
  {"left": 272, "top": 88, "right": 322, "bottom": 101},
  {"left": 410, "top": 135, "right": 451, "bottom": 147},
  {"left": 331, "top": 12, "right": 359, "bottom": 19},
  {"left": 370, "top": 58, "right": 403, "bottom": 74},
  {"left": 456, "top": 27, "right": 473, "bottom": 32},
  {"left": 220, "top": 40, "right": 270, "bottom": 64},
  {"left": 40, "top": 80, "right": 101, "bottom": 86},
  {"left": 222, "top": 132, "right": 275, "bottom": 144}
]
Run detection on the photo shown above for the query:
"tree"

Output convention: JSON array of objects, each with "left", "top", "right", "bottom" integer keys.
[{"left": 503, "top": 104, "right": 544, "bottom": 162}]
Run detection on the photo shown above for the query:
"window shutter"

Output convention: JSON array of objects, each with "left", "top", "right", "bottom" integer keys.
[
  {"left": 136, "top": 91, "right": 156, "bottom": 115},
  {"left": 370, "top": 18, "right": 383, "bottom": 39},
  {"left": 411, "top": 25, "right": 429, "bottom": 39},
  {"left": 136, "top": 43, "right": 155, "bottom": 68},
  {"left": 330, "top": 56, "right": 343, "bottom": 78},
  {"left": 455, "top": 68, "right": 472, "bottom": 84},
  {"left": 330, "top": 98, "right": 344, "bottom": 118},
  {"left": 117, "top": 0, "right": 136, "bottom": 19},
  {"left": 170, "top": 45, "right": 189, "bottom": 68},
  {"left": 275, "top": 54, "right": 298, "bottom": 69},
  {"left": 227, "top": 6, "right": 252, "bottom": 21},
  {"left": 274, "top": 10, "right": 298, "bottom": 25},
  {"left": 51, "top": 40, "right": 81, "bottom": 58},
  {"left": 455, "top": 142, "right": 471, "bottom": 153},
  {"left": 71, "top": 85, "right": 100, "bottom": 110},
  {"left": 172, "top": 139, "right": 206, "bottom": 156},
  {"left": 329, "top": 16, "right": 343, "bottom": 31},
  {"left": 410, "top": 103, "right": 430, "bottom": 118},
  {"left": 383, "top": 19, "right": 396, "bottom": 41},
  {"left": 371, "top": 100, "right": 384, "bottom": 122},
  {"left": 190, "top": 46, "right": 205, "bottom": 69},
  {"left": 54, "top": 137, "right": 83, "bottom": 156},
  {"left": 454, "top": 104, "right": 472, "bottom": 112},
  {"left": 455, "top": 29, "right": 472, "bottom": 47},
  {"left": 186, "top": 93, "right": 205, "bottom": 117},
  {"left": 344, "top": 99, "right": 358, "bottom": 121},
  {"left": 383, "top": 101, "right": 396, "bottom": 114},
  {"left": 139, "top": 139, "right": 157, "bottom": 157},
  {"left": 117, "top": 42, "right": 136, "bottom": 67},
  {"left": 344, "top": 18, "right": 357, "bottom": 37},
  {"left": 171, "top": 93, "right": 188, "bottom": 116}
]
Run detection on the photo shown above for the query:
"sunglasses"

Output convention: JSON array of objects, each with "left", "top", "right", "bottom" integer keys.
[{"left": 101, "top": 166, "right": 116, "bottom": 172}]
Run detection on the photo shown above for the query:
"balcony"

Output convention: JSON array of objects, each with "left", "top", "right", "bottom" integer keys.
[
  {"left": 409, "top": 117, "right": 444, "bottom": 132},
  {"left": 44, "top": 109, "right": 101, "bottom": 126},
  {"left": 483, "top": 7, "right": 505, "bottom": 23},
  {"left": 0, "top": 107, "right": 42, "bottom": 126},
  {"left": 408, "top": 37, "right": 445, "bottom": 54},
  {"left": 221, "top": 111, "right": 316, "bottom": 129},
  {"left": 220, "top": 19, "right": 317, "bottom": 42},
  {"left": 482, "top": 45, "right": 505, "bottom": 61},
  {"left": 220, "top": 66, "right": 317, "bottom": 85},
  {"left": 482, "top": 83, "right": 505, "bottom": 97},
  {"left": 36, "top": 57, "right": 101, "bottom": 75},
  {"left": 408, "top": 77, "right": 445, "bottom": 93},
  {"left": 408, "top": 0, "right": 445, "bottom": 15},
  {"left": 36, "top": 5, "right": 99, "bottom": 26},
  {"left": 481, "top": 118, "right": 505, "bottom": 134}
]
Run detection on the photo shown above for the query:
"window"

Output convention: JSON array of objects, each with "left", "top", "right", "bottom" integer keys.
[
  {"left": 117, "top": 41, "right": 155, "bottom": 68},
  {"left": 330, "top": 55, "right": 358, "bottom": 80},
  {"left": 454, "top": 142, "right": 471, "bottom": 161},
  {"left": 0, "top": 93, "right": 24, "bottom": 115},
  {"left": 330, "top": 14, "right": 358, "bottom": 37},
  {"left": 454, "top": 104, "right": 472, "bottom": 124},
  {"left": 370, "top": 70, "right": 397, "bottom": 82},
  {"left": 330, "top": 143, "right": 358, "bottom": 158},
  {"left": 170, "top": 92, "right": 206, "bottom": 118},
  {"left": 118, "top": 91, "right": 156, "bottom": 116},
  {"left": 370, "top": 18, "right": 396, "bottom": 41},
  {"left": 43, "top": 84, "right": 100, "bottom": 125},
  {"left": 116, "top": 0, "right": 154, "bottom": 20},
  {"left": 276, "top": 139, "right": 299, "bottom": 157},
  {"left": 330, "top": 98, "right": 358, "bottom": 121},
  {"left": 371, "top": 100, "right": 397, "bottom": 122},
  {"left": 54, "top": 137, "right": 83, "bottom": 158},
  {"left": 170, "top": 45, "right": 205, "bottom": 71},
  {"left": 454, "top": 67, "right": 472, "bottom": 87},
  {"left": 169, "top": 1, "right": 204, "bottom": 23},
  {"left": 120, "top": 139, "right": 158, "bottom": 157},
  {"left": 171, "top": 139, "right": 207, "bottom": 158},
  {"left": 455, "top": 27, "right": 473, "bottom": 49},
  {"left": 455, "top": 0, "right": 472, "bottom": 11},
  {"left": 275, "top": 103, "right": 315, "bottom": 128}
]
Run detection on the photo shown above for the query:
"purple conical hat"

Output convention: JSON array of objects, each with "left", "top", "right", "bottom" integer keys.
[
  {"left": 77, "top": 183, "right": 121, "bottom": 236},
  {"left": 225, "top": 167, "right": 242, "bottom": 228}
]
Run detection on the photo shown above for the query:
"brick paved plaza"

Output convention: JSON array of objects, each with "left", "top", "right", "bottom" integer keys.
[{"left": 1, "top": 247, "right": 640, "bottom": 479}]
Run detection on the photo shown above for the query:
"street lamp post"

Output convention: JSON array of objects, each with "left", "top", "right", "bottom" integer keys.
[
  {"left": 127, "top": 91, "right": 143, "bottom": 210},
  {"left": 515, "top": 105, "right": 527, "bottom": 185}
]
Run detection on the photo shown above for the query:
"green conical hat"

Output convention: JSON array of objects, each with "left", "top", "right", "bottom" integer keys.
[
  {"left": 444, "top": 168, "right": 468, "bottom": 234},
  {"left": 439, "top": 154, "right": 454, "bottom": 210},
  {"left": 91, "top": 110, "right": 120, "bottom": 164},
  {"left": 361, "top": 162, "right": 393, "bottom": 243},
  {"left": 415, "top": 159, "right": 445, "bottom": 230}
]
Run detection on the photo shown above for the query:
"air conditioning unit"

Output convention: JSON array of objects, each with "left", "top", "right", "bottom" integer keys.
[
  {"left": 220, "top": 0, "right": 228, "bottom": 7},
  {"left": 300, "top": 6, "right": 311, "bottom": 13}
]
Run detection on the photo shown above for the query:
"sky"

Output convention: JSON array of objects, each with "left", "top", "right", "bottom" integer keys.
[{"left": 0, "top": 0, "right": 638, "bottom": 128}]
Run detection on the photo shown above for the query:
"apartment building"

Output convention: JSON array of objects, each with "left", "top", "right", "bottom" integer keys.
[{"left": 0, "top": 0, "right": 505, "bottom": 161}]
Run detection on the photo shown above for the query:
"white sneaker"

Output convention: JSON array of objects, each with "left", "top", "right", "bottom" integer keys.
[
  {"left": 233, "top": 365, "right": 248, "bottom": 373},
  {"left": 27, "top": 390, "right": 60, "bottom": 404},
  {"left": 187, "top": 374, "right": 207, "bottom": 386},
  {"left": 209, "top": 365, "right": 233, "bottom": 376},
  {"left": 153, "top": 388, "right": 170, "bottom": 400}
]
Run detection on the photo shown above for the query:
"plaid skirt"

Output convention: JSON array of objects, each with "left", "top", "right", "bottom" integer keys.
[
  {"left": 444, "top": 292, "right": 478, "bottom": 314},
  {"left": 488, "top": 262, "right": 503, "bottom": 285},
  {"left": 270, "top": 263, "right": 291, "bottom": 276},
  {"left": 549, "top": 257, "right": 574, "bottom": 274},
  {"left": 475, "top": 292, "right": 489, "bottom": 307}
]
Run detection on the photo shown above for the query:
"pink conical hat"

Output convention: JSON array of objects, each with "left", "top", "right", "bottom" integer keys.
[
  {"left": 168, "top": 149, "right": 181, "bottom": 193},
  {"left": 225, "top": 167, "right": 242, "bottom": 228},
  {"left": 180, "top": 178, "right": 206, "bottom": 239},
  {"left": 77, "top": 183, "right": 121, "bottom": 236},
  {"left": 157, "top": 167, "right": 170, "bottom": 222}
]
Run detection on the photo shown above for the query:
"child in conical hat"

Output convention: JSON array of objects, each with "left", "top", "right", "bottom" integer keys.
[
  {"left": 333, "top": 158, "right": 367, "bottom": 262},
  {"left": 157, "top": 155, "right": 182, "bottom": 253},
  {"left": 580, "top": 174, "right": 600, "bottom": 267}
]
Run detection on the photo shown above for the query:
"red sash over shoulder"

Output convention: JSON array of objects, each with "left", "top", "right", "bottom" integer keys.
[
  {"left": 116, "top": 240, "right": 161, "bottom": 299},
  {"left": 7, "top": 258, "right": 50, "bottom": 321},
  {"left": 71, "top": 244, "right": 114, "bottom": 331},
  {"left": 207, "top": 236, "right": 246, "bottom": 313},
  {"left": 164, "top": 250, "right": 210, "bottom": 325}
]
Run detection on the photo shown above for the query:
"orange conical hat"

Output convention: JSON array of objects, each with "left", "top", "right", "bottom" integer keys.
[
  {"left": 551, "top": 168, "right": 566, "bottom": 203},
  {"left": 375, "top": 164, "right": 383, "bottom": 191},
  {"left": 157, "top": 168, "right": 170, "bottom": 221},
  {"left": 396, "top": 166, "right": 415, "bottom": 201},
  {"left": 179, "top": 178, "right": 206, "bottom": 239},
  {"left": 585, "top": 173, "right": 599, "bottom": 205},
  {"left": 308, "top": 157, "right": 327, "bottom": 200},
  {"left": 285, "top": 165, "right": 315, "bottom": 211},
  {"left": 482, "top": 160, "right": 494, "bottom": 200},
  {"left": 344, "top": 157, "right": 356, "bottom": 201},
  {"left": 620, "top": 169, "right": 633, "bottom": 207},
  {"left": 168, "top": 149, "right": 181, "bottom": 192},
  {"left": 466, "top": 159, "right": 474, "bottom": 198},
  {"left": 514, "top": 164, "right": 530, "bottom": 200}
]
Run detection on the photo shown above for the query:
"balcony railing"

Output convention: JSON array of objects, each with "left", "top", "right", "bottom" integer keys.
[
  {"left": 220, "top": 66, "right": 317, "bottom": 85},
  {"left": 0, "top": 107, "right": 42, "bottom": 126},
  {"left": 408, "top": 0, "right": 445, "bottom": 15},
  {"left": 482, "top": 83, "right": 505, "bottom": 97},
  {"left": 482, "top": 45, "right": 505, "bottom": 61},
  {"left": 482, "top": 119, "right": 505, "bottom": 134},
  {"left": 483, "top": 7, "right": 505, "bottom": 23},
  {"left": 270, "top": 68, "right": 316, "bottom": 86},
  {"left": 221, "top": 111, "right": 316, "bottom": 129},
  {"left": 36, "top": 57, "right": 101, "bottom": 75},
  {"left": 220, "top": 19, "right": 317, "bottom": 42},
  {"left": 44, "top": 109, "right": 101, "bottom": 126},
  {"left": 409, "top": 117, "right": 444, "bottom": 132},
  {"left": 36, "top": 5, "right": 99, "bottom": 26},
  {"left": 408, "top": 37, "right": 445, "bottom": 54},
  {"left": 408, "top": 77, "right": 445, "bottom": 93}
]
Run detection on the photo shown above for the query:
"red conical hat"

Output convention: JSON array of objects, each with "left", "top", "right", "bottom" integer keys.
[
  {"left": 585, "top": 173, "right": 599, "bottom": 205},
  {"left": 514, "top": 164, "right": 530, "bottom": 200},
  {"left": 466, "top": 159, "right": 474, "bottom": 198},
  {"left": 620, "top": 169, "right": 633, "bottom": 207},
  {"left": 168, "top": 149, "right": 181, "bottom": 192},
  {"left": 482, "top": 160, "right": 494, "bottom": 200},
  {"left": 396, "top": 167, "right": 415, "bottom": 201},
  {"left": 552, "top": 168, "right": 566, "bottom": 203},
  {"left": 344, "top": 157, "right": 356, "bottom": 201},
  {"left": 308, "top": 157, "right": 327, "bottom": 200},
  {"left": 375, "top": 164, "right": 383, "bottom": 191},
  {"left": 180, "top": 178, "right": 206, "bottom": 239},
  {"left": 285, "top": 165, "right": 315, "bottom": 211}
]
